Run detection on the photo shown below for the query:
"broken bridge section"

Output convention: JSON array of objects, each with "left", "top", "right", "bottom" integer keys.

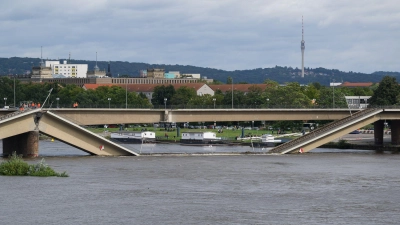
[
  {"left": 0, "top": 109, "right": 138, "bottom": 156},
  {"left": 38, "top": 111, "right": 138, "bottom": 156},
  {"left": 269, "top": 108, "right": 383, "bottom": 154},
  {"left": 0, "top": 108, "right": 41, "bottom": 157}
]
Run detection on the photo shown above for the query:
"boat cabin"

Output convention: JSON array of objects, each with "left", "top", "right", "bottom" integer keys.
[
  {"left": 261, "top": 134, "right": 281, "bottom": 143},
  {"left": 111, "top": 131, "right": 156, "bottom": 139},
  {"left": 181, "top": 131, "right": 220, "bottom": 141}
]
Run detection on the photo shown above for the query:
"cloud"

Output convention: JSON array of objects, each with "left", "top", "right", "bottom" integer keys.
[{"left": 0, "top": 0, "right": 399, "bottom": 74}]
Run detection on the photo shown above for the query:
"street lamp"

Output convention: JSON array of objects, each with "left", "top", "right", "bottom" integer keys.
[
  {"left": 13, "top": 75, "right": 16, "bottom": 108},
  {"left": 213, "top": 98, "right": 216, "bottom": 109},
  {"left": 125, "top": 78, "right": 127, "bottom": 109},
  {"left": 108, "top": 98, "right": 111, "bottom": 108},
  {"left": 4, "top": 97, "right": 7, "bottom": 107},
  {"left": 332, "top": 79, "right": 335, "bottom": 108},
  {"left": 164, "top": 98, "right": 167, "bottom": 109},
  {"left": 56, "top": 97, "right": 59, "bottom": 108},
  {"left": 231, "top": 78, "right": 233, "bottom": 109},
  {"left": 267, "top": 98, "right": 269, "bottom": 108}
]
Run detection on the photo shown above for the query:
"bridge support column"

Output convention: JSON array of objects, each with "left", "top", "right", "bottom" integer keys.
[
  {"left": 374, "top": 120, "right": 384, "bottom": 145},
  {"left": 2, "top": 131, "right": 39, "bottom": 158},
  {"left": 390, "top": 120, "right": 400, "bottom": 145}
]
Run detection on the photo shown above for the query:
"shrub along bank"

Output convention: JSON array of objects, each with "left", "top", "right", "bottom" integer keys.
[{"left": 0, "top": 152, "right": 68, "bottom": 177}]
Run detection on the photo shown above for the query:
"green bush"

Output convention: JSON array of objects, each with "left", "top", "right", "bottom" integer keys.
[
  {"left": 0, "top": 152, "right": 68, "bottom": 177},
  {"left": 337, "top": 140, "right": 352, "bottom": 149},
  {"left": 0, "top": 152, "right": 30, "bottom": 176}
]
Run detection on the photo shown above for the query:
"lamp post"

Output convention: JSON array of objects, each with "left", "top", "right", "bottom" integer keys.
[
  {"left": 125, "top": 78, "right": 127, "bottom": 109},
  {"left": 164, "top": 98, "right": 167, "bottom": 109},
  {"left": 108, "top": 98, "right": 111, "bottom": 109},
  {"left": 13, "top": 75, "right": 15, "bottom": 108},
  {"left": 56, "top": 97, "right": 59, "bottom": 108},
  {"left": 267, "top": 98, "right": 269, "bottom": 108},
  {"left": 213, "top": 98, "right": 216, "bottom": 109},
  {"left": 4, "top": 97, "right": 7, "bottom": 107},
  {"left": 332, "top": 79, "right": 335, "bottom": 108},
  {"left": 231, "top": 78, "right": 233, "bottom": 109}
]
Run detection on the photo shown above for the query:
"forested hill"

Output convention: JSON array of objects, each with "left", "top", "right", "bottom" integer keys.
[{"left": 1, "top": 57, "right": 399, "bottom": 85}]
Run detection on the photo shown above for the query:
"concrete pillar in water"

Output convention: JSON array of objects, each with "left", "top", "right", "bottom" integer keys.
[
  {"left": 2, "top": 131, "right": 39, "bottom": 157},
  {"left": 390, "top": 120, "right": 400, "bottom": 145},
  {"left": 2, "top": 135, "right": 18, "bottom": 156},
  {"left": 374, "top": 120, "right": 384, "bottom": 145}
]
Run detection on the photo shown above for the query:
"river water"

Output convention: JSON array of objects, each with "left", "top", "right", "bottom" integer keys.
[{"left": 1, "top": 140, "right": 400, "bottom": 224}]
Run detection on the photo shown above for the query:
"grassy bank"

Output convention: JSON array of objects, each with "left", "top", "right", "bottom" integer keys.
[{"left": 87, "top": 126, "right": 277, "bottom": 142}]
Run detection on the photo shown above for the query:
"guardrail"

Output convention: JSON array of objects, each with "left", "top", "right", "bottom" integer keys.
[
  {"left": 0, "top": 108, "right": 35, "bottom": 122},
  {"left": 47, "top": 104, "right": 364, "bottom": 110}
]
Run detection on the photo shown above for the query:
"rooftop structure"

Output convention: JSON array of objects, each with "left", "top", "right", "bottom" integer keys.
[{"left": 87, "top": 52, "right": 106, "bottom": 78}]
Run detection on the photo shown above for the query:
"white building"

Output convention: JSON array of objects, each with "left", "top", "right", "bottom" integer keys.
[
  {"left": 182, "top": 73, "right": 201, "bottom": 79},
  {"left": 45, "top": 60, "right": 88, "bottom": 78},
  {"left": 345, "top": 96, "right": 371, "bottom": 109}
]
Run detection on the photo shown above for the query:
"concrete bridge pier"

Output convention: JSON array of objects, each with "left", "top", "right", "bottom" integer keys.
[
  {"left": 374, "top": 120, "right": 384, "bottom": 145},
  {"left": 2, "top": 131, "right": 39, "bottom": 158},
  {"left": 390, "top": 120, "right": 400, "bottom": 145}
]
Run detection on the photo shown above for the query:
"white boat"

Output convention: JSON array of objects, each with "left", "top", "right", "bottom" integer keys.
[
  {"left": 180, "top": 131, "right": 228, "bottom": 145},
  {"left": 251, "top": 134, "right": 284, "bottom": 147},
  {"left": 111, "top": 131, "right": 156, "bottom": 143}
]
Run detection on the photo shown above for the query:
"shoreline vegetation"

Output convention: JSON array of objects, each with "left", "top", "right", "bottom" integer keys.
[{"left": 0, "top": 152, "right": 68, "bottom": 177}]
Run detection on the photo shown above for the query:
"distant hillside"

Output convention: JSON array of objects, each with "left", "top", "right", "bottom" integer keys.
[{"left": 0, "top": 57, "right": 399, "bottom": 85}]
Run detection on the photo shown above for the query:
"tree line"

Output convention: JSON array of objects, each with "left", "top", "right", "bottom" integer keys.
[
  {"left": 0, "top": 76, "right": 397, "bottom": 109},
  {"left": 1, "top": 57, "right": 400, "bottom": 85}
]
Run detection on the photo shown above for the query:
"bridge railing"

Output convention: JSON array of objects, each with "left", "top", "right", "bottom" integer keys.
[
  {"left": 269, "top": 108, "right": 382, "bottom": 154},
  {"left": 50, "top": 104, "right": 358, "bottom": 110},
  {"left": 0, "top": 108, "right": 35, "bottom": 122}
]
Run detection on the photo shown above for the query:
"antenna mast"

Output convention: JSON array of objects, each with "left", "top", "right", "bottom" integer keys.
[{"left": 301, "top": 16, "right": 305, "bottom": 78}]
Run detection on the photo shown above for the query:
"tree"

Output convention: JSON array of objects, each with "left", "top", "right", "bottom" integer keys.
[
  {"left": 170, "top": 86, "right": 197, "bottom": 105},
  {"left": 369, "top": 76, "right": 400, "bottom": 106},
  {"left": 187, "top": 94, "right": 213, "bottom": 107},
  {"left": 151, "top": 85, "right": 176, "bottom": 106},
  {"left": 223, "top": 90, "right": 246, "bottom": 107},
  {"left": 265, "top": 82, "right": 311, "bottom": 108},
  {"left": 226, "top": 76, "right": 233, "bottom": 84},
  {"left": 245, "top": 85, "right": 264, "bottom": 105},
  {"left": 303, "top": 83, "right": 320, "bottom": 101},
  {"left": 0, "top": 76, "right": 24, "bottom": 107},
  {"left": 55, "top": 84, "right": 85, "bottom": 107},
  {"left": 317, "top": 86, "right": 348, "bottom": 108}
]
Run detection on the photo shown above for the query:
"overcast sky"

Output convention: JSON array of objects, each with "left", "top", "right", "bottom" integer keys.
[{"left": 0, "top": 0, "right": 398, "bottom": 73}]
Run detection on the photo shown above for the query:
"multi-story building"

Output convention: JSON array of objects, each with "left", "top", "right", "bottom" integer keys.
[
  {"left": 45, "top": 60, "right": 88, "bottom": 78},
  {"left": 147, "top": 69, "right": 165, "bottom": 78}
]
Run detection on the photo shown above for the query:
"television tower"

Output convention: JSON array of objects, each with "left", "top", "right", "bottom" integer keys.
[{"left": 301, "top": 16, "right": 305, "bottom": 78}]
